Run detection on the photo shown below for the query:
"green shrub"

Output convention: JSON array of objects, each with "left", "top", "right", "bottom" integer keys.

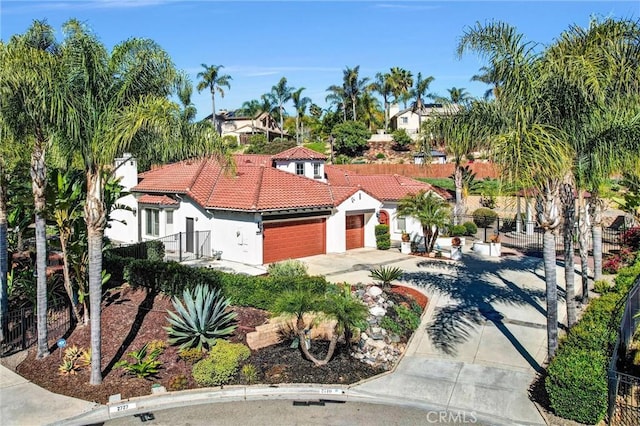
[
  {"left": 268, "top": 259, "right": 308, "bottom": 278},
  {"left": 178, "top": 347, "right": 205, "bottom": 364},
  {"left": 375, "top": 225, "right": 391, "bottom": 250},
  {"left": 369, "top": 266, "right": 403, "bottom": 288},
  {"left": 146, "top": 240, "right": 165, "bottom": 261},
  {"left": 380, "top": 316, "right": 402, "bottom": 335},
  {"left": 241, "top": 364, "right": 259, "bottom": 384},
  {"left": 395, "top": 305, "right": 421, "bottom": 332},
  {"left": 167, "top": 374, "right": 189, "bottom": 391},
  {"left": 124, "top": 259, "right": 221, "bottom": 297},
  {"left": 472, "top": 208, "right": 498, "bottom": 228},
  {"left": 545, "top": 348, "right": 608, "bottom": 424},
  {"left": 593, "top": 280, "right": 612, "bottom": 294},
  {"left": 375, "top": 152, "right": 385, "bottom": 159},
  {"left": 114, "top": 343, "right": 162, "bottom": 379},
  {"left": 449, "top": 225, "right": 467, "bottom": 237},
  {"left": 463, "top": 221, "right": 478, "bottom": 236},
  {"left": 192, "top": 340, "right": 251, "bottom": 387}
]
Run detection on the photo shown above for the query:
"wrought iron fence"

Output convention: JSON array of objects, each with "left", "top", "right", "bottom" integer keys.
[
  {"left": 608, "top": 279, "right": 640, "bottom": 425},
  {"left": 112, "top": 231, "right": 212, "bottom": 262},
  {"left": 456, "top": 214, "right": 625, "bottom": 257},
  {"left": 0, "top": 301, "right": 73, "bottom": 357}
]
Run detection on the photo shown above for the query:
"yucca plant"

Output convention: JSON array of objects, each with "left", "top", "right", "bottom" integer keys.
[
  {"left": 369, "top": 266, "right": 403, "bottom": 288},
  {"left": 164, "top": 284, "right": 237, "bottom": 351}
]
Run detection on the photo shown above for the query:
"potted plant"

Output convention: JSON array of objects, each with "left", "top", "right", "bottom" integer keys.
[
  {"left": 400, "top": 231, "right": 411, "bottom": 254},
  {"left": 401, "top": 231, "right": 410, "bottom": 242}
]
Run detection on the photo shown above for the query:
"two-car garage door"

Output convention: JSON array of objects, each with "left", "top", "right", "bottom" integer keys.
[{"left": 263, "top": 218, "right": 326, "bottom": 264}]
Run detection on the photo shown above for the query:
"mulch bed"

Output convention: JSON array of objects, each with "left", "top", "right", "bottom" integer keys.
[
  {"left": 390, "top": 285, "right": 428, "bottom": 310},
  {"left": 16, "top": 284, "right": 407, "bottom": 404}
]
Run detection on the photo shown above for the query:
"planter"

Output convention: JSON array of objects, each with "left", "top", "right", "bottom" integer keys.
[
  {"left": 472, "top": 241, "right": 501, "bottom": 257},
  {"left": 400, "top": 241, "right": 412, "bottom": 254},
  {"left": 435, "top": 237, "right": 466, "bottom": 248}
]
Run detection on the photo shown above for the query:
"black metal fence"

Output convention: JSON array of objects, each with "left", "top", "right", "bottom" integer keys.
[
  {"left": 608, "top": 278, "right": 640, "bottom": 425},
  {"left": 112, "top": 231, "right": 212, "bottom": 262},
  {"left": 457, "top": 214, "right": 626, "bottom": 257},
  {"left": 0, "top": 301, "right": 73, "bottom": 357}
]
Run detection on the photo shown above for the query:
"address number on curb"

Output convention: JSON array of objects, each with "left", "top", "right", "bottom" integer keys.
[
  {"left": 319, "top": 389, "right": 343, "bottom": 395},
  {"left": 109, "top": 403, "right": 137, "bottom": 414}
]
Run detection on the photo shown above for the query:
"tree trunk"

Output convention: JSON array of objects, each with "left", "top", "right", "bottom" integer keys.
[
  {"left": 59, "top": 231, "right": 82, "bottom": 323},
  {"left": 589, "top": 196, "right": 604, "bottom": 282},
  {"left": 560, "top": 182, "right": 576, "bottom": 328},
  {"left": 31, "top": 142, "right": 49, "bottom": 359},
  {"left": 211, "top": 90, "right": 218, "bottom": 135},
  {"left": 543, "top": 230, "right": 559, "bottom": 359},
  {"left": 454, "top": 165, "right": 464, "bottom": 225},
  {"left": 351, "top": 95, "right": 357, "bottom": 122},
  {"left": 0, "top": 170, "right": 8, "bottom": 342},
  {"left": 577, "top": 193, "right": 590, "bottom": 303},
  {"left": 383, "top": 97, "right": 389, "bottom": 132},
  {"left": 295, "top": 115, "right": 300, "bottom": 146},
  {"left": 85, "top": 171, "right": 107, "bottom": 385},
  {"left": 537, "top": 183, "right": 561, "bottom": 359},
  {"left": 296, "top": 329, "right": 338, "bottom": 367},
  {"left": 280, "top": 105, "right": 284, "bottom": 139}
]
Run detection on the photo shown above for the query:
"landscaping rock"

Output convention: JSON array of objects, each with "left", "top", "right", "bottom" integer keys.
[{"left": 367, "top": 286, "right": 383, "bottom": 297}]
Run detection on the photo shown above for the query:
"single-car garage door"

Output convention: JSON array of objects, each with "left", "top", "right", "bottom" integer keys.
[
  {"left": 346, "top": 214, "right": 364, "bottom": 250},
  {"left": 263, "top": 218, "right": 326, "bottom": 264}
]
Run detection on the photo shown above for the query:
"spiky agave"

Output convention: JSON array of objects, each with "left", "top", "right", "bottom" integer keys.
[{"left": 164, "top": 284, "right": 237, "bottom": 350}]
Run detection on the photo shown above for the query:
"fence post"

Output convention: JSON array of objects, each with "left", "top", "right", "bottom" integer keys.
[
  {"left": 179, "top": 232, "right": 183, "bottom": 262},
  {"left": 20, "top": 308, "right": 27, "bottom": 351},
  {"left": 196, "top": 232, "right": 200, "bottom": 259}
]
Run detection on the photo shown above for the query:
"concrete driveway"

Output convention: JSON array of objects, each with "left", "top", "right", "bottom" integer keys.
[{"left": 300, "top": 247, "right": 566, "bottom": 425}]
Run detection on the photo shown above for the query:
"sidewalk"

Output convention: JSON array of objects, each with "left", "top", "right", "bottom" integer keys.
[{"left": 1, "top": 246, "right": 561, "bottom": 425}]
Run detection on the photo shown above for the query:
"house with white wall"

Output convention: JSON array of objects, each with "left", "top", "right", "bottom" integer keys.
[
  {"left": 106, "top": 147, "right": 450, "bottom": 266},
  {"left": 389, "top": 103, "right": 460, "bottom": 137}
]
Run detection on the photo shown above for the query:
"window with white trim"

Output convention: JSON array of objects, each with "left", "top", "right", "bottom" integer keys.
[
  {"left": 295, "top": 162, "right": 304, "bottom": 175},
  {"left": 396, "top": 216, "right": 406, "bottom": 233},
  {"left": 313, "top": 163, "right": 321, "bottom": 178},
  {"left": 166, "top": 210, "right": 173, "bottom": 225},
  {"left": 401, "top": 117, "right": 408, "bottom": 124},
  {"left": 146, "top": 209, "right": 160, "bottom": 236}
]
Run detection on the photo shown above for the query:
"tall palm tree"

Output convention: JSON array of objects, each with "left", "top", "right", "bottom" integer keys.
[
  {"left": 411, "top": 72, "right": 435, "bottom": 134},
  {"left": 291, "top": 88, "right": 311, "bottom": 145},
  {"left": 196, "top": 64, "right": 232, "bottom": 135},
  {"left": 0, "top": 20, "right": 62, "bottom": 359},
  {"left": 56, "top": 19, "right": 223, "bottom": 384},
  {"left": 425, "top": 105, "right": 479, "bottom": 225},
  {"left": 371, "top": 72, "right": 393, "bottom": 131},
  {"left": 342, "top": 66, "right": 369, "bottom": 121},
  {"left": 458, "top": 21, "right": 573, "bottom": 358},
  {"left": 396, "top": 190, "right": 451, "bottom": 253},
  {"left": 389, "top": 67, "right": 413, "bottom": 108},
  {"left": 471, "top": 65, "right": 502, "bottom": 100},
  {"left": 325, "top": 84, "right": 347, "bottom": 122},
  {"left": 447, "top": 87, "right": 471, "bottom": 105},
  {"left": 546, "top": 18, "right": 640, "bottom": 288},
  {"left": 269, "top": 77, "right": 293, "bottom": 138},
  {"left": 239, "top": 99, "right": 263, "bottom": 137},
  {"left": 358, "top": 90, "right": 382, "bottom": 131}
]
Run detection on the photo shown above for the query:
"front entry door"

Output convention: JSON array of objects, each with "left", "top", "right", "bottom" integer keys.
[{"left": 186, "top": 217, "right": 194, "bottom": 253}]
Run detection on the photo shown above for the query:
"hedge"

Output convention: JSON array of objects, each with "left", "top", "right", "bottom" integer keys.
[
  {"left": 375, "top": 224, "right": 391, "bottom": 250},
  {"left": 545, "top": 256, "right": 640, "bottom": 424}
]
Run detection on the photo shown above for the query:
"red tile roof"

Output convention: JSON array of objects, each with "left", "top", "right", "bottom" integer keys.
[
  {"left": 138, "top": 194, "right": 179, "bottom": 206},
  {"left": 271, "top": 146, "right": 327, "bottom": 161},
  {"left": 324, "top": 165, "right": 452, "bottom": 201},
  {"left": 132, "top": 151, "right": 450, "bottom": 212}
]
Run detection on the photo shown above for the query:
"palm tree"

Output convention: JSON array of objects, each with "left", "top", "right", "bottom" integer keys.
[
  {"left": 291, "top": 88, "right": 311, "bottom": 145},
  {"left": 268, "top": 77, "right": 293, "bottom": 138},
  {"left": 0, "top": 20, "right": 62, "bottom": 359},
  {"left": 325, "top": 84, "right": 347, "bottom": 122},
  {"left": 447, "top": 87, "right": 472, "bottom": 105},
  {"left": 196, "top": 64, "right": 232, "bottom": 135},
  {"left": 471, "top": 65, "right": 503, "bottom": 100},
  {"left": 396, "top": 190, "right": 451, "bottom": 253},
  {"left": 371, "top": 72, "right": 393, "bottom": 132},
  {"left": 458, "top": 21, "right": 573, "bottom": 358},
  {"left": 342, "top": 66, "right": 369, "bottom": 121},
  {"left": 239, "top": 99, "right": 263, "bottom": 137},
  {"left": 411, "top": 72, "right": 435, "bottom": 135},
  {"left": 425, "top": 106, "right": 479, "bottom": 225},
  {"left": 389, "top": 67, "right": 413, "bottom": 108},
  {"left": 56, "top": 19, "right": 223, "bottom": 385}
]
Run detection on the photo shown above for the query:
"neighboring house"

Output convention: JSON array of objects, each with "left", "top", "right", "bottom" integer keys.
[
  {"left": 106, "top": 147, "right": 450, "bottom": 266},
  {"left": 389, "top": 103, "right": 459, "bottom": 137},
  {"left": 206, "top": 110, "right": 287, "bottom": 143}
]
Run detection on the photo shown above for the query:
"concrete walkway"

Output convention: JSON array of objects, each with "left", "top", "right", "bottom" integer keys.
[{"left": 0, "top": 245, "right": 566, "bottom": 425}]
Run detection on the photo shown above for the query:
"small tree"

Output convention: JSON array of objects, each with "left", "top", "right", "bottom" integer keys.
[
  {"left": 397, "top": 190, "right": 451, "bottom": 253},
  {"left": 331, "top": 121, "right": 371, "bottom": 157},
  {"left": 392, "top": 129, "right": 412, "bottom": 151}
]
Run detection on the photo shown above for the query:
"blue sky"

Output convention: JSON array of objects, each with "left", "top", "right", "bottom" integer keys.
[{"left": 2, "top": 1, "right": 638, "bottom": 121}]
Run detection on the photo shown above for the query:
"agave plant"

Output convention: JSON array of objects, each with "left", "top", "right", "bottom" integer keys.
[
  {"left": 369, "top": 266, "right": 403, "bottom": 288},
  {"left": 164, "top": 284, "right": 237, "bottom": 350}
]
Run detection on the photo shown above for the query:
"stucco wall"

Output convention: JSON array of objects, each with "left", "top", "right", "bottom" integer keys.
[
  {"left": 212, "top": 210, "right": 262, "bottom": 265},
  {"left": 327, "top": 190, "right": 382, "bottom": 253},
  {"left": 274, "top": 160, "right": 325, "bottom": 182}
]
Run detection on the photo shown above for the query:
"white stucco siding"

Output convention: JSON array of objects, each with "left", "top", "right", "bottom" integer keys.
[
  {"left": 105, "top": 194, "right": 139, "bottom": 244},
  {"left": 211, "top": 210, "right": 263, "bottom": 265},
  {"left": 327, "top": 190, "right": 382, "bottom": 253},
  {"left": 383, "top": 202, "right": 425, "bottom": 242},
  {"left": 274, "top": 160, "right": 325, "bottom": 182}
]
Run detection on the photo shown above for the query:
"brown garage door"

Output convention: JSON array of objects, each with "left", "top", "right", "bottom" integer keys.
[
  {"left": 346, "top": 214, "right": 364, "bottom": 250},
  {"left": 263, "top": 218, "right": 326, "bottom": 264}
]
